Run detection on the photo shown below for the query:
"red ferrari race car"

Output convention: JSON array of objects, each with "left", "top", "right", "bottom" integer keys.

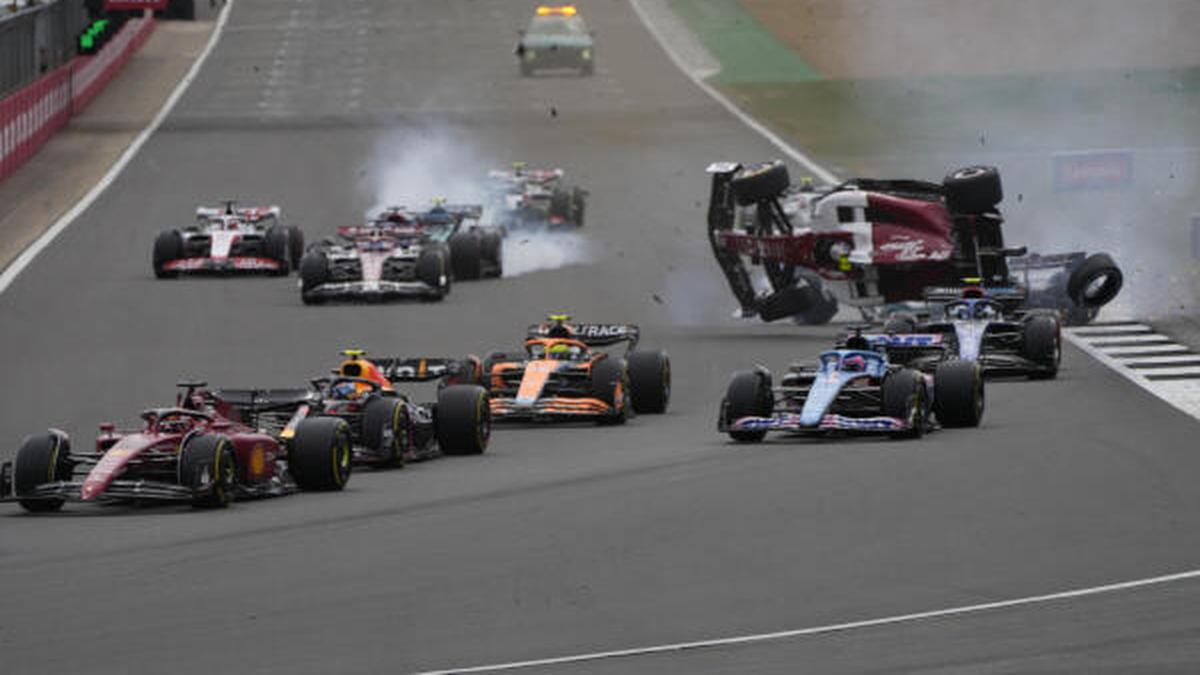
[
  {"left": 0, "top": 382, "right": 351, "bottom": 513},
  {"left": 213, "top": 349, "right": 490, "bottom": 467},
  {"left": 153, "top": 201, "right": 304, "bottom": 277},
  {"left": 482, "top": 314, "right": 670, "bottom": 424},
  {"left": 706, "top": 162, "right": 1123, "bottom": 325}
]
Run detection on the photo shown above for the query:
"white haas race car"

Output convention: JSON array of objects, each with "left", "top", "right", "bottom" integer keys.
[{"left": 153, "top": 201, "right": 304, "bottom": 277}]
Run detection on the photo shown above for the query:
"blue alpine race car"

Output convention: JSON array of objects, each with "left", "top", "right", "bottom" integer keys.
[{"left": 718, "top": 333, "right": 984, "bottom": 442}]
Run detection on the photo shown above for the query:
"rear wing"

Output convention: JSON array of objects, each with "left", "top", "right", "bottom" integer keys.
[
  {"left": 526, "top": 323, "right": 640, "bottom": 349},
  {"left": 370, "top": 357, "right": 476, "bottom": 383}
]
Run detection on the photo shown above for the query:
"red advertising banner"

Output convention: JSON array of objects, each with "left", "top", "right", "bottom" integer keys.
[{"left": 104, "top": 1, "right": 169, "bottom": 10}]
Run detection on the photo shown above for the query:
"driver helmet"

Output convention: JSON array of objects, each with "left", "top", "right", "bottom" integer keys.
[
  {"left": 332, "top": 382, "right": 360, "bottom": 400},
  {"left": 842, "top": 354, "right": 867, "bottom": 372},
  {"left": 950, "top": 303, "right": 973, "bottom": 320},
  {"left": 976, "top": 303, "right": 1000, "bottom": 320},
  {"left": 548, "top": 343, "right": 571, "bottom": 360}
]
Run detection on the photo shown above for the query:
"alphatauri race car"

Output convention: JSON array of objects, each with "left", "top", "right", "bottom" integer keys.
[
  {"left": 515, "top": 5, "right": 595, "bottom": 76},
  {"left": 706, "top": 162, "right": 1123, "bottom": 325},
  {"left": 214, "top": 350, "right": 490, "bottom": 466},
  {"left": 376, "top": 202, "right": 504, "bottom": 280},
  {"left": 153, "top": 201, "right": 304, "bottom": 277},
  {"left": 483, "top": 315, "right": 670, "bottom": 424},
  {"left": 298, "top": 219, "right": 451, "bottom": 304},
  {"left": 719, "top": 330, "right": 985, "bottom": 441},
  {"left": 869, "top": 285, "right": 1062, "bottom": 379},
  {"left": 487, "top": 163, "right": 587, "bottom": 230},
  {"left": 0, "top": 382, "right": 350, "bottom": 512}
]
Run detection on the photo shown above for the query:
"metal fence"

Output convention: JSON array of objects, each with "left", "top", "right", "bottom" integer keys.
[{"left": 0, "top": 0, "right": 89, "bottom": 98}]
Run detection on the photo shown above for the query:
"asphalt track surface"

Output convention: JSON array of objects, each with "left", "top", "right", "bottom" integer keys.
[{"left": 2, "top": 1, "right": 1199, "bottom": 673}]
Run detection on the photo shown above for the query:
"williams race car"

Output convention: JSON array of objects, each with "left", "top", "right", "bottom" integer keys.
[
  {"left": 483, "top": 315, "right": 670, "bottom": 424},
  {"left": 706, "top": 162, "right": 1123, "bottom": 325},
  {"left": 487, "top": 163, "right": 587, "bottom": 230},
  {"left": 870, "top": 285, "right": 1062, "bottom": 379},
  {"left": 0, "top": 382, "right": 351, "bottom": 512},
  {"left": 719, "top": 331, "right": 984, "bottom": 441},
  {"left": 377, "top": 201, "right": 504, "bottom": 280},
  {"left": 153, "top": 201, "right": 304, "bottom": 277},
  {"left": 213, "top": 349, "right": 490, "bottom": 466},
  {"left": 515, "top": 5, "right": 594, "bottom": 77},
  {"left": 298, "top": 218, "right": 452, "bottom": 304}
]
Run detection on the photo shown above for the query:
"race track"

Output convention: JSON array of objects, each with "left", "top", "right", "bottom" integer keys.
[{"left": 2, "top": 1, "right": 1199, "bottom": 672}]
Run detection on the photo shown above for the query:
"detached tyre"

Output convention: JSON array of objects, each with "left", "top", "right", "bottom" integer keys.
[
  {"left": 14, "top": 432, "right": 73, "bottom": 513},
  {"left": 449, "top": 232, "right": 483, "bottom": 280},
  {"left": 944, "top": 166, "right": 1003, "bottom": 214},
  {"left": 627, "top": 350, "right": 671, "bottom": 414},
  {"left": 881, "top": 369, "right": 927, "bottom": 438},
  {"left": 1021, "top": 315, "right": 1061, "bottom": 379},
  {"left": 178, "top": 434, "right": 236, "bottom": 508},
  {"left": 299, "top": 251, "right": 329, "bottom": 304},
  {"left": 723, "top": 370, "right": 774, "bottom": 442},
  {"left": 362, "top": 397, "right": 409, "bottom": 467},
  {"left": 933, "top": 360, "right": 985, "bottom": 428},
  {"left": 590, "top": 358, "right": 630, "bottom": 425},
  {"left": 1067, "top": 253, "right": 1123, "bottom": 308},
  {"left": 732, "top": 161, "right": 790, "bottom": 206},
  {"left": 436, "top": 385, "right": 490, "bottom": 456},
  {"left": 153, "top": 230, "right": 184, "bottom": 278},
  {"left": 290, "top": 417, "right": 352, "bottom": 491}
]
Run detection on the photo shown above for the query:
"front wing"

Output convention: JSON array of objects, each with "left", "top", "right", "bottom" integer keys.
[
  {"left": 491, "top": 396, "right": 613, "bottom": 422},
  {"left": 303, "top": 280, "right": 445, "bottom": 302},
  {"left": 163, "top": 256, "right": 283, "bottom": 274},
  {"left": 725, "top": 413, "right": 911, "bottom": 434}
]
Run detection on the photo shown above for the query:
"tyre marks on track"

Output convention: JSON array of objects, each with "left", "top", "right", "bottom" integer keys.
[{"left": 1066, "top": 322, "right": 1200, "bottom": 419}]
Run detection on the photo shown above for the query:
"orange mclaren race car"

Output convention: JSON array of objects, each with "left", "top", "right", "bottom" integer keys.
[{"left": 483, "top": 315, "right": 670, "bottom": 424}]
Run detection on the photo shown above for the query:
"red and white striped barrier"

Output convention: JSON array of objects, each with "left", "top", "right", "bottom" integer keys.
[{"left": 0, "top": 17, "right": 156, "bottom": 182}]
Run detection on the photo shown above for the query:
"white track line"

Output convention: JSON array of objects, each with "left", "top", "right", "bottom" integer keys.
[
  {"left": 412, "top": 567, "right": 1200, "bottom": 674},
  {"left": 627, "top": 0, "right": 837, "bottom": 184},
  {"left": 0, "top": 1, "right": 237, "bottom": 296},
  {"left": 1065, "top": 331, "right": 1200, "bottom": 418}
]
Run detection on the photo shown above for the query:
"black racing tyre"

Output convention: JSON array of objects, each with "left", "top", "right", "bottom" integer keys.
[
  {"left": 264, "top": 225, "right": 291, "bottom": 275},
  {"left": 449, "top": 232, "right": 483, "bottom": 280},
  {"left": 436, "top": 385, "right": 491, "bottom": 456},
  {"left": 286, "top": 225, "right": 305, "bottom": 268},
  {"left": 881, "top": 369, "right": 927, "bottom": 438},
  {"left": 415, "top": 248, "right": 450, "bottom": 299},
  {"left": 627, "top": 350, "right": 671, "bottom": 414},
  {"left": 549, "top": 189, "right": 573, "bottom": 223},
  {"left": 1062, "top": 304, "right": 1099, "bottom": 326},
  {"left": 758, "top": 284, "right": 820, "bottom": 323},
  {"left": 1066, "top": 253, "right": 1123, "bottom": 308},
  {"left": 590, "top": 358, "right": 630, "bottom": 425},
  {"left": 724, "top": 370, "right": 774, "bottom": 442},
  {"left": 162, "top": 0, "right": 196, "bottom": 20},
  {"left": 481, "top": 231, "right": 504, "bottom": 277},
  {"left": 571, "top": 187, "right": 587, "bottom": 226},
  {"left": 290, "top": 417, "right": 352, "bottom": 491},
  {"left": 1021, "top": 315, "right": 1061, "bottom": 380},
  {"left": 792, "top": 272, "right": 838, "bottom": 325},
  {"left": 731, "top": 161, "right": 790, "bottom": 206},
  {"left": 14, "top": 432, "right": 72, "bottom": 512},
  {"left": 884, "top": 312, "right": 919, "bottom": 334},
  {"left": 943, "top": 165, "right": 1003, "bottom": 214},
  {"left": 362, "top": 397, "right": 409, "bottom": 467},
  {"left": 299, "top": 251, "right": 329, "bottom": 304},
  {"left": 153, "top": 229, "right": 184, "bottom": 278},
  {"left": 178, "top": 434, "right": 236, "bottom": 508},
  {"left": 933, "top": 360, "right": 985, "bottom": 428}
]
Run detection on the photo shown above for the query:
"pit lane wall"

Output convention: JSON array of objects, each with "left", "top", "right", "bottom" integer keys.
[{"left": 0, "top": 16, "right": 155, "bottom": 182}]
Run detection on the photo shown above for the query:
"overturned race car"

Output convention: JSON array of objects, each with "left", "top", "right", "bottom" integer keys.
[{"left": 706, "top": 162, "right": 1123, "bottom": 325}]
